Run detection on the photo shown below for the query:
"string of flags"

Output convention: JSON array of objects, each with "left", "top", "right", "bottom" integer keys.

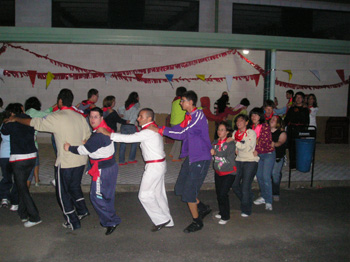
[{"left": 0, "top": 43, "right": 348, "bottom": 90}]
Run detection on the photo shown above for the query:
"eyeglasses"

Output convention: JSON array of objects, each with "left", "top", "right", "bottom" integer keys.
[{"left": 180, "top": 99, "right": 189, "bottom": 103}]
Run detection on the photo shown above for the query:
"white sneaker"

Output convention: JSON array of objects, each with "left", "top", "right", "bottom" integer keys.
[
  {"left": 24, "top": 220, "right": 42, "bottom": 228},
  {"left": 214, "top": 214, "right": 221, "bottom": 219},
  {"left": 35, "top": 182, "right": 39, "bottom": 187},
  {"left": 265, "top": 203, "right": 273, "bottom": 211},
  {"left": 254, "top": 197, "right": 265, "bottom": 205},
  {"left": 10, "top": 205, "right": 18, "bottom": 211},
  {"left": 241, "top": 213, "right": 249, "bottom": 218},
  {"left": 1, "top": 199, "right": 9, "bottom": 208},
  {"left": 21, "top": 218, "right": 29, "bottom": 223},
  {"left": 218, "top": 219, "right": 228, "bottom": 225},
  {"left": 50, "top": 179, "right": 56, "bottom": 187}
]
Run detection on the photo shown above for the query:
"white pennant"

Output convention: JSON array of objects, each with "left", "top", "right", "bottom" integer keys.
[
  {"left": 225, "top": 75, "right": 233, "bottom": 91},
  {"left": 310, "top": 70, "right": 321, "bottom": 81},
  {"left": 104, "top": 73, "right": 112, "bottom": 83}
]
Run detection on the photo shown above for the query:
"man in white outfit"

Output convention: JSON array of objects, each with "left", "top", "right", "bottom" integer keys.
[{"left": 98, "top": 108, "right": 173, "bottom": 232}]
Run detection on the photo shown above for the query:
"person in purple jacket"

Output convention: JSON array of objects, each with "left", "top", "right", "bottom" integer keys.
[{"left": 149, "top": 91, "right": 212, "bottom": 233}]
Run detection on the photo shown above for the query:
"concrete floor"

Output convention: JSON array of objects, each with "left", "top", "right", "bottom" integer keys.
[{"left": 0, "top": 187, "right": 349, "bottom": 262}]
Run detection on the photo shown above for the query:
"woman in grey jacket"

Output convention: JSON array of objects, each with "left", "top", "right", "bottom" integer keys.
[{"left": 211, "top": 122, "right": 236, "bottom": 225}]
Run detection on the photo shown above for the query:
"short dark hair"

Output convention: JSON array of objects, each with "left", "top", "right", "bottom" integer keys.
[
  {"left": 88, "top": 88, "right": 98, "bottom": 99},
  {"left": 286, "top": 90, "right": 294, "bottom": 96},
  {"left": 140, "top": 108, "right": 154, "bottom": 121},
  {"left": 90, "top": 107, "right": 103, "bottom": 117},
  {"left": 240, "top": 98, "right": 250, "bottom": 107},
  {"left": 217, "top": 121, "right": 233, "bottom": 138},
  {"left": 264, "top": 99, "right": 275, "bottom": 109},
  {"left": 295, "top": 91, "right": 305, "bottom": 100},
  {"left": 234, "top": 114, "right": 249, "bottom": 130},
  {"left": 24, "top": 97, "right": 41, "bottom": 111},
  {"left": 182, "top": 91, "right": 198, "bottom": 106},
  {"left": 176, "top": 86, "right": 187, "bottom": 97},
  {"left": 249, "top": 107, "right": 265, "bottom": 125},
  {"left": 5, "top": 103, "right": 23, "bottom": 116},
  {"left": 57, "top": 88, "right": 74, "bottom": 107}
]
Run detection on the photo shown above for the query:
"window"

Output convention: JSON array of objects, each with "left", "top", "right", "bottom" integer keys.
[
  {"left": 232, "top": 4, "right": 350, "bottom": 40},
  {"left": 52, "top": 0, "right": 199, "bottom": 31}
]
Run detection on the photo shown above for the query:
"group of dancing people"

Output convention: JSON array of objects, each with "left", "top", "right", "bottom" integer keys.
[{"left": 0, "top": 86, "right": 318, "bottom": 234}]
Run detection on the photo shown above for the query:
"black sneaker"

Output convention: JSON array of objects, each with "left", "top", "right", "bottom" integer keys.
[
  {"left": 183, "top": 221, "right": 203, "bottom": 233},
  {"left": 198, "top": 205, "right": 212, "bottom": 220}
]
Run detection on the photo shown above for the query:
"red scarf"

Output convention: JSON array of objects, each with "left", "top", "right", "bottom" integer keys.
[
  {"left": 216, "top": 137, "right": 228, "bottom": 151},
  {"left": 142, "top": 121, "right": 158, "bottom": 130},
  {"left": 252, "top": 124, "right": 262, "bottom": 138},
  {"left": 173, "top": 96, "right": 181, "bottom": 102},
  {"left": 92, "top": 119, "right": 114, "bottom": 133},
  {"left": 180, "top": 107, "right": 197, "bottom": 128},
  {"left": 60, "top": 106, "right": 85, "bottom": 117},
  {"left": 265, "top": 113, "right": 273, "bottom": 121},
  {"left": 82, "top": 100, "right": 95, "bottom": 108},
  {"left": 102, "top": 107, "right": 111, "bottom": 112},
  {"left": 234, "top": 129, "right": 247, "bottom": 142},
  {"left": 126, "top": 103, "right": 135, "bottom": 111}
]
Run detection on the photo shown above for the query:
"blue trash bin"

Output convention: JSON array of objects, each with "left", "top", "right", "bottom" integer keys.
[{"left": 295, "top": 138, "right": 315, "bottom": 172}]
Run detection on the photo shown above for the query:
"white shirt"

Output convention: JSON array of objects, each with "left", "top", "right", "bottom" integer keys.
[{"left": 110, "top": 122, "right": 165, "bottom": 162}]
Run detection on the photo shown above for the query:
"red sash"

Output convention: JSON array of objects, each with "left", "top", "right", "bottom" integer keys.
[
  {"left": 145, "top": 158, "right": 165, "bottom": 164},
  {"left": 88, "top": 155, "right": 113, "bottom": 181}
]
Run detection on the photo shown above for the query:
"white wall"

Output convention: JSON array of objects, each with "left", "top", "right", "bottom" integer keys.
[{"left": 0, "top": 43, "right": 348, "bottom": 119}]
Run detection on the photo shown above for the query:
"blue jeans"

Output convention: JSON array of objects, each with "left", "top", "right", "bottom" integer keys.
[
  {"left": 256, "top": 151, "right": 276, "bottom": 204},
  {"left": 119, "top": 125, "right": 138, "bottom": 164},
  {"left": 232, "top": 161, "right": 258, "bottom": 215},
  {"left": 272, "top": 158, "right": 284, "bottom": 196}
]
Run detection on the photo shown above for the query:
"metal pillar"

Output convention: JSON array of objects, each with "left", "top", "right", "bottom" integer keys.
[{"left": 264, "top": 49, "right": 276, "bottom": 103}]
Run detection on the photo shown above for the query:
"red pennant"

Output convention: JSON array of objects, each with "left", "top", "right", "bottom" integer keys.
[
  {"left": 336, "top": 69, "right": 345, "bottom": 82},
  {"left": 252, "top": 74, "right": 260, "bottom": 87},
  {"left": 27, "top": 70, "right": 37, "bottom": 88},
  {"left": 135, "top": 73, "right": 143, "bottom": 81}
]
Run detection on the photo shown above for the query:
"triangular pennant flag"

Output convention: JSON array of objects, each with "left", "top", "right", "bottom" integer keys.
[
  {"left": 165, "top": 74, "right": 174, "bottom": 89},
  {"left": 104, "top": 73, "right": 112, "bottom": 83},
  {"left": 282, "top": 70, "right": 293, "bottom": 81},
  {"left": 165, "top": 74, "right": 174, "bottom": 82},
  {"left": 252, "top": 74, "right": 260, "bottom": 87},
  {"left": 196, "top": 74, "right": 205, "bottom": 81},
  {"left": 310, "top": 70, "right": 321, "bottom": 81},
  {"left": 27, "top": 70, "right": 37, "bottom": 88},
  {"left": 336, "top": 69, "right": 345, "bottom": 82},
  {"left": 46, "top": 72, "right": 55, "bottom": 89},
  {"left": 225, "top": 75, "right": 233, "bottom": 91},
  {"left": 0, "top": 68, "right": 4, "bottom": 83},
  {"left": 135, "top": 73, "right": 143, "bottom": 81}
]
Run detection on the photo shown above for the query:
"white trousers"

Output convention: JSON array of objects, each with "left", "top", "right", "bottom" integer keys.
[{"left": 138, "top": 161, "right": 174, "bottom": 226}]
